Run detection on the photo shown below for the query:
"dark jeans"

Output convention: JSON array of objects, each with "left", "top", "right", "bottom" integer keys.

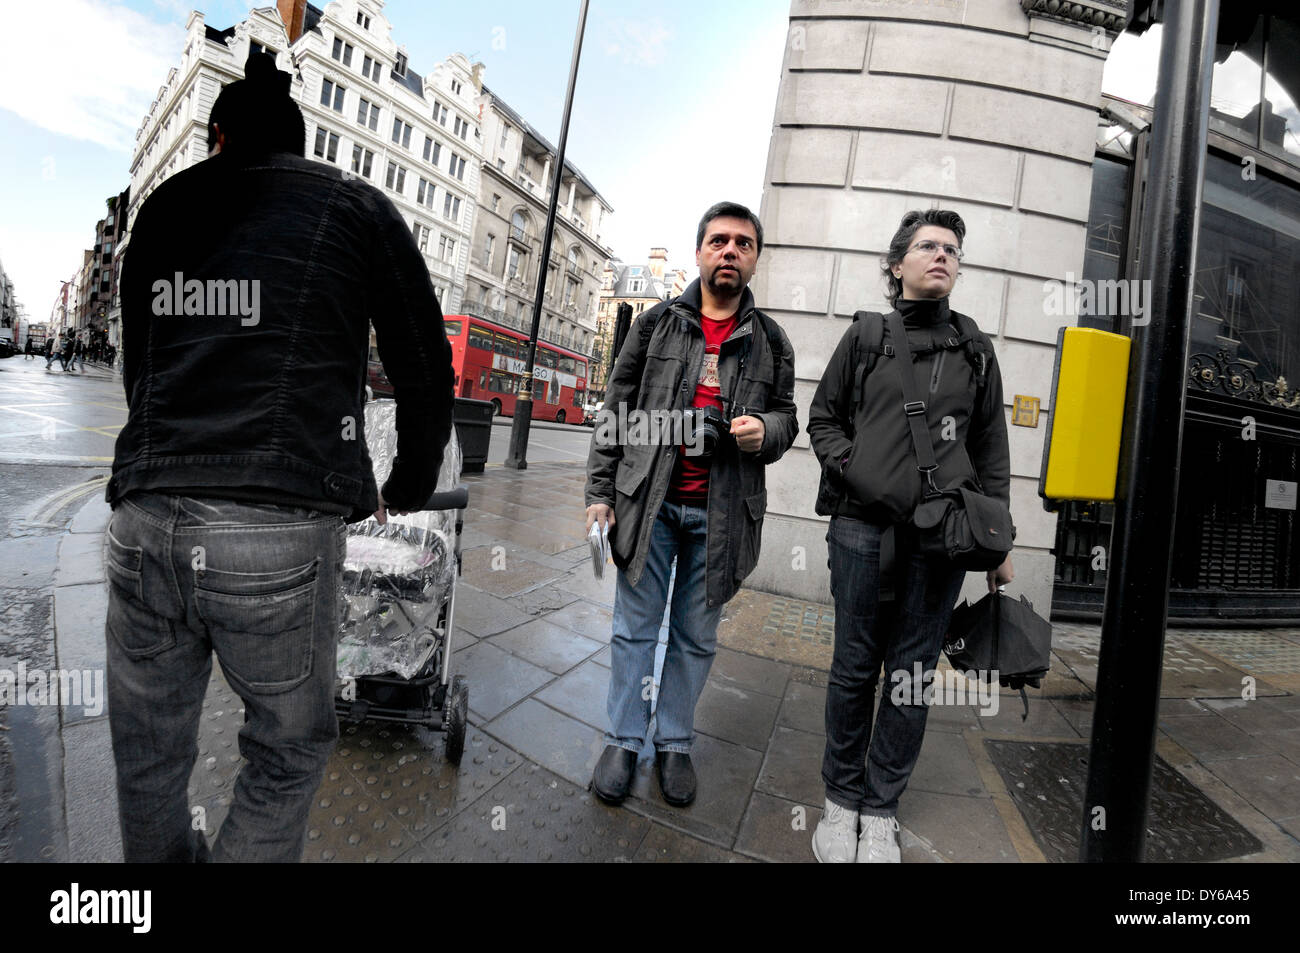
[
  {"left": 105, "top": 492, "right": 346, "bottom": 862},
  {"left": 822, "top": 516, "right": 965, "bottom": 816}
]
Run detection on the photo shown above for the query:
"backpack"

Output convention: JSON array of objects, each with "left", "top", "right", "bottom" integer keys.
[{"left": 847, "top": 309, "right": 992, "bottom": 417}]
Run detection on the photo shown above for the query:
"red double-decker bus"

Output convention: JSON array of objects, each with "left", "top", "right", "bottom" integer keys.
[{"left": 370, "top": 314, "right": 588, "bottom": 425}]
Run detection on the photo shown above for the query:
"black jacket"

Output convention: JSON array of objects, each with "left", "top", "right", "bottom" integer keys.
[
  {"left": 585, "top": 279, "right": 799, "bottom": 607},
  {"left": 108, "top": 149, "right": 454, "bottom": 521},
  {"left": 807, "top": 297, "right": 1010, "bottom": 524}
]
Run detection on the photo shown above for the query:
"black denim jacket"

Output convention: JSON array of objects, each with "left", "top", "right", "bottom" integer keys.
[{"left": 107, "top": 149, "right": 454, "bottom": 522}]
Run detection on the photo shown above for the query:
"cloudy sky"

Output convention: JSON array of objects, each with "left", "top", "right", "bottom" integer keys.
[{"left": 0, "top": 1, "right": 1171, "bottom": 325}]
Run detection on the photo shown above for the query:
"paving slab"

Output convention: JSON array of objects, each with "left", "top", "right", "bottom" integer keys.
[
  {"left": 1156, "top": 713, "right": 1280, "bottom": 763},
  {"left": 633, "top": 821, "right": 754, "bottom": 862},
  {"left": 68, "top": 497, "right": 112, "bottom": 535},
  {"left": 909, "top": 727, "right": 988, "bottom": 798},
  {"left": 554, "top": 564, "right": 619, "bottom": 609},
  {"left": 488, "top": 618, "right": 602, "bottom": 675},
  {"left": 755, "top": 725, "right": 825, "bottom": 807},
  {"left": 1201, "top": 697, "right": 1300, "bottom": 734},
  {"left": 452, "top": 584, "right": 535, "bottom": 638},
  {"left": 0, "top": 535, "right": 59, "bottom": 587},
  {"left": 460, "top": 547, "right": 562, "bottom": 597},
  {"left": 897, "top": 788, "right": 1021, "bottom": 862},
  {"left": 977, "top": 692, "right": 1081, "bottom": 738},
  {"left": 735, "top": 790, "right": 821, "bottom": 863},
  {"left": 708, "top": 645, "right": 791, "bottom": 698},
  {"left": 514, "top": 585, "right": 582, "bottom": 617},
  {"left": 534, "top": 659, "right": 609, "bottom": 731},
  {"left": 776, "top": 679, "right": 827, "bottom": 736},
  {"left": 1202, "top": 754, "right": 1300, "bottom": 822},
  {"left": 694, "top": 678, "right": 782, "bottom": 751},
  {"left": 54, "top": 533, "right": 104, "bottom": 587},
  {"left": 542, "top": 599, "right": 613, "bottom": 643},
  {"left": 61, "top": 717, "right": 122, "bottom": 862},
  {"left": 1257, "top": 726, "right": 1300, "bottom": 765},
  {"left": 52, "top": 584, "right": 108, "bottom": 708},
  {"left": 485, "top": 697, "right": 605, "bottom": 789},
  {"left": 455, "top": 640, "right": 555, "bottom": 722},
  {"left": 407, "top": 763, "right": 650, "bottom": 862},
  {"left": 302, "top": 784, "right": 420, "bottom": 863}
]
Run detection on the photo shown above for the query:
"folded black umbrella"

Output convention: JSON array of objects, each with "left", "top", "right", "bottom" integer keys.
[{"left": 944, "top": 591, "right": 1052, "bottom": 719}]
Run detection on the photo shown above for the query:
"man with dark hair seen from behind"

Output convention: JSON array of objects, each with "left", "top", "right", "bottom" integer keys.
[
  {"left": 585, "top": 201, "right": 798, "bottom": 807},
  {"left": 107, "top": 53, "right": 454, "bottom": 862}
]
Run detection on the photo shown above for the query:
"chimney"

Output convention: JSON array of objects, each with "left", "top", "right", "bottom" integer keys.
[
  {"left": 648, "top": 247, "right": 668, "bottom": 279},
  {"left": 276, "top": 0, "right": 307, "bottom": 43}
]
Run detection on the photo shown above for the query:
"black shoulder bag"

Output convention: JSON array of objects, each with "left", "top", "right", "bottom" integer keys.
[{"left": 888, "top": 311, "right": 1014, "bottom": 571}]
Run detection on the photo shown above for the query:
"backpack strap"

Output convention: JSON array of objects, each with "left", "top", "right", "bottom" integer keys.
[
  {"left": 849, "top": 311, "right": 889, "bottom": 417},
  {"left": 948, "top": 312, "right": 992, "bottom": 391}
]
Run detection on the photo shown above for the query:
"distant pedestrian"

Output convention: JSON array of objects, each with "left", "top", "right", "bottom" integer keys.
[
  {"left": 60, "top": 333, "right": 75, "bottom": 371},
  {"left": 24, "top": 337, "right": 34, "bottom": 360},
  {"left": 73, "top": 335, "right": 86, "bottom": 372},
  {"left": 44, "top": 338, "right": 56, "bottom": 369}
]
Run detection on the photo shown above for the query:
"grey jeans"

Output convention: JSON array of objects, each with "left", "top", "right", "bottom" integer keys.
[{"left": 105, "top": 492, "right": 345, "bottom": 862}]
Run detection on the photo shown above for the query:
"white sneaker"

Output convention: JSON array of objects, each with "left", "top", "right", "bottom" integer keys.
[
  {"left": 812, "top": 798, "right": 858, "bottom": 863},
  {"left": 856, "top": 814, "right": 901, "bottom": 863}
]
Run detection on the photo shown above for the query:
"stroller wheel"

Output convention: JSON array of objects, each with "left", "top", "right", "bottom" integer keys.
[{"left": 444, "top": 674, "right": 469, "bottom": 764}]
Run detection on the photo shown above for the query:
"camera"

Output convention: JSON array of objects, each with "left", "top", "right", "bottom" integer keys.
[{"left": 683, "top": 405, "right": 731, "bottom": 459}]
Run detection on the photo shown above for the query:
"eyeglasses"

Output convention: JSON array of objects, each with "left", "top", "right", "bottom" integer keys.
[{"left": 905, "top": 240, "right": 963, "bottom": 261}]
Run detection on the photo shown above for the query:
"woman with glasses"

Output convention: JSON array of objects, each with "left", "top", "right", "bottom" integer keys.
[{"left": 805, "top": 208, "right": 1013, "bottom": 862}]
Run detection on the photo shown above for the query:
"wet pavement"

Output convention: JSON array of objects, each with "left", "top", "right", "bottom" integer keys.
[{"left": 1, "top": 354, "right": 1298, "bottom": 861}]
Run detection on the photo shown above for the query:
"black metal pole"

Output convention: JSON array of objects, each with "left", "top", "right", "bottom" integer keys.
[
  {"left": 504, "top": 0, "right": 590, "bottom": 469},
  {"left": 1080, "top": 0, "right": 1219, "bottom": 862}
]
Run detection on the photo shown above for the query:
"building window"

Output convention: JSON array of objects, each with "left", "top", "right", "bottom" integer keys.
[
  {"left": 450, "top": 78, "right": 462, "bottom": 95},
  {"left": 510, "top": 210, "right": 528, "bottom": 243},
  {"left": 331, "top": 38, "right": 353, "bottom": 66},
  {"left": 385, "top": 161, "right": 406, "bottom": 193},
  {"left": 413, "top": 222, "right": 430, "bottom": 253},
  {"left": 491, "top": 193, "right": 501, "bottom": 212},
  {"left": 320, "top": 79, "right": 345, "bottom": 113},
  {"left": 417, "top": 178, "right": 436, "bottom": 209},
  {"left": 250, "top": 41, "right": 275, "bottom": 58},
  {"left": 507, "top": 246, "right": 523, "bottom": 279},
  {"left": 432, "top": 102, "right": 448, "bottom": 126},
  {"left": 453, "top": 116, "right": 469, "bottom": 139},
  {"left": 438, "top": 235, "right": 457, "bottom": 262},
  {"left": 449, "top": 153, "right": 466, "bottom": 180},
  {"left": 484, "top": 234, "right": 495, "bottom": 266},
  {"left": 350, "top": 145, "right": 374, "bottom": 178},
  {"left": 394, "top": 52, "right": 407, "bottom": 76},
  {"left": 313, "top": 127, "right": 340, "bottom": 163},
  {"left": 627, "top": 278, "right": 644, "bottom": 294},
  {"left": 443, "top": 193, "right": 461, "bottom": 222},
  {"left": 356, "top": 11, "right": 370, "bottom": 29},
  {"left": 422, "top": 136, "right": 441, "bottom": 166},
  {"left": 500, "top": 123, "right": 509, "bottom": 148},
  {"left": 361, "top": 54, "right": 382, "bottom": 82},
  {"left": 357, "top": 98, "right": 380, "bottom": 131},
  {"left": 391, "top": 117, "right": 413, "bottom": 149}
]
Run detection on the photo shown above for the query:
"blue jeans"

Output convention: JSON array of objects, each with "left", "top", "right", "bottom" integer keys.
[
  {"left": 822, "top": 517, "right": 965, "bottom": 816},
  {"left": 105, "top": 492, "right": 346, "bottom": 862},
  {"left": 606, "top": 500, "right": 723, "bottom": 755}
]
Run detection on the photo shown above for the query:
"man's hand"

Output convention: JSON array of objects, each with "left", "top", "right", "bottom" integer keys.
[
  {"left": 730, "top": 415, "right": 765, "bottom": 453},
  {"left": 987, "top": 554, "right": 1014, "bottom": 593},
  {"left": 586, "top": 503, "right": 615, "bottom": 535},
  {"left": 375, "top": 490, "right": 412, "bottom": 526}
]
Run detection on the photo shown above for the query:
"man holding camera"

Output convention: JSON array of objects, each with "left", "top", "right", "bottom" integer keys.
[{"left": 585, "top": 202, "right": 798, "bottom": 807}]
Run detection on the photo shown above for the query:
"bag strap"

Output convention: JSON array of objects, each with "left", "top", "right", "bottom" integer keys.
[
  {"left": 849, "top": 311, "right": 887, "bottom": 418},
  {"left": 886, "top": 310, "right": 940, "bottom": 498}
]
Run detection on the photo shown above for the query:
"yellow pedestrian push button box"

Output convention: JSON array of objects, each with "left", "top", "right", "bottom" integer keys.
[{"left": 1039, "top": 327, "right": 1131, "bottom": 509}]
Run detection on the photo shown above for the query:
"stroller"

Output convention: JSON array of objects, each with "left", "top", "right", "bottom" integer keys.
[{"left": 333, "top": 400, "right": 470, "bottom": 762}]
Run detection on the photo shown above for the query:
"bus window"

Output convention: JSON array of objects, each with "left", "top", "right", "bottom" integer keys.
[
  {"left": 575, "top": 360, "right": 586, "bottom": 378},
  {"left": 539, "top": 348, "right": 557, "bottom": 369},
  {"left": 467, "top": 326, "right": 493, "bottom": 351},
  {"left": 558, "top": 355, "right": 576, "bottom": 375},
  {"left": 444, "top": 319, "right": 463, "bottom": 338}
]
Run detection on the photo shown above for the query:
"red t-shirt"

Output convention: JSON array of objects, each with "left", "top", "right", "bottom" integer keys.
[{"left": 667, "top": 312, "right": 739, "bottom": 503}]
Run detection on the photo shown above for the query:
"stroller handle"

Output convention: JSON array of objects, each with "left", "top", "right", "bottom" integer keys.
[{"left": 424, "top": 484, "right": 469, "bottom": 511}]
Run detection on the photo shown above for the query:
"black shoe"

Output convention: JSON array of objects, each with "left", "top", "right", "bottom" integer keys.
[
  {"left": 591, "top": 745, "right": 637, "bottom": 805},
  {"left": 655, "top": 751, "right": 697, "bottom": 806}
]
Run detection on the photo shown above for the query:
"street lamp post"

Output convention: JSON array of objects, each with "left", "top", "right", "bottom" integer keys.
[{"left": 504, "top": 0, "right": 590, "bottom": 470}]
